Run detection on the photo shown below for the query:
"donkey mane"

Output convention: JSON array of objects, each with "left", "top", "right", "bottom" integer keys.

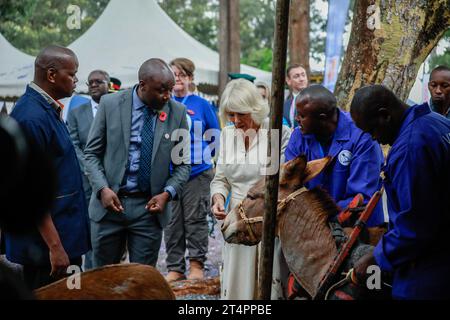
[{"left": 307, "top": 187, "right": 340, "bottom": 218}]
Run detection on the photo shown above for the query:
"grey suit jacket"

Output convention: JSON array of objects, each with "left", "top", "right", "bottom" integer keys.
[
  {"left": 84, "top": 88, "right": 191, "bottom": 226},
  {"left": 67, "top": 102, "right": 94, "bottom": 202}
]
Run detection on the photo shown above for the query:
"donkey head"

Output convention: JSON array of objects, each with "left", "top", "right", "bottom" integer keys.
[{"left": 221, "top": 155, "right": 331, "bottom": 245}]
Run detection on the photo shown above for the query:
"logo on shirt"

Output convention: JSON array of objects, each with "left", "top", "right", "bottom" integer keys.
[{"left": 338, "top": 150, "right": 353, "bottom": 166}]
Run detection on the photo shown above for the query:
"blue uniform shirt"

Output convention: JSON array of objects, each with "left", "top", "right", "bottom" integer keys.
[
  {"left": 173, "top": 95, "right": 220, "bottom": 180},
  {"left": 5, "top": 85, "right": 90, "bottom": 266},
  {"left": 285, "top": 109, "right": 384, "bottom": 226},
  {"left": 373, "top": 103, "right": 450, "bottom": 299}
]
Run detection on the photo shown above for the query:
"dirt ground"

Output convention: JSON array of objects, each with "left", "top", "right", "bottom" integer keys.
[{"left": 157, "top": 222, "right": 224, "bottom": 279}]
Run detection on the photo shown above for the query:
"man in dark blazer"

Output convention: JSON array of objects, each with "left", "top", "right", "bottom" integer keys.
[
  {"left": 5, "top": 45, "right": 90, "bottom": 289},
  {"left": 283, "top": 64, "right": 309, "bottom": 128},
  {"left": 84, "top": 58, "right": 191, "bottom": 267},
  {"left": 67, "top": 69, "right": 110, "bottom": 270}
]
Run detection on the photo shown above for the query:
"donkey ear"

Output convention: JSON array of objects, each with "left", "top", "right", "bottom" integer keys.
[
  {"left": 280, "top": 155, "right": 307, "bottom": 185},
  {"left": 302, "top": 156, "right": 332, "bottom": 184}
]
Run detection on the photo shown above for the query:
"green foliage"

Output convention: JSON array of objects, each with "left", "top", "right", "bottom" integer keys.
[
  {"left": 241, "top": 47, "right": 273, "bottom": 71},
  {"left": 0, "top": 0, "right": 328, "bottom": 72},
  {"left": 0, "top": 0, "right": 109, "bottom": 55},
  {"left": 429, "top": 29, "right": 450, "bottom": 70},
  {"left": 239, "top": 0, "right": 276, "bottom": 71},
  {"left": 429, "top": 48, "right": 450, "bottom": 69}
]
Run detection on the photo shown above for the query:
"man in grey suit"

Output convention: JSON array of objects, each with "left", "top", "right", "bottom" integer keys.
[
  {"left": 67, "top": 70, "right": 110, "bottom": 205},
  {"left": 84, "top": 58, "right": 191, "bottom": 267},
  {"left": 67, "top": 69, "right": 110, "bottom": 270}
]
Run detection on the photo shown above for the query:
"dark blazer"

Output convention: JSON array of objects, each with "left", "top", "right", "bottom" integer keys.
[
  {"left": 283, "top": 94, "right": 298, "bottom": 128},
  {"left": 84, "top": 88, "right": 191, "bottom": 226},
  {"left": 5, "top": 85, "right": 90, "bottom": 265},
  {"left": 67, "top": 102, "right": 94, "bottom": 203}
]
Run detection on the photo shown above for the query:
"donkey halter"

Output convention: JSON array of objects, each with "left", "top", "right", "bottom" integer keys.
[{"left": 237, "top": 187, "right": 308, "bottom": 243}]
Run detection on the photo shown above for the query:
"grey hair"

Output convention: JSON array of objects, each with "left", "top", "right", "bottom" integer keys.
[
  {"left": 219, "top": 78, "right": 269, "bottom": 125},
  {"left": 255, "top": 81, "right": 271, "bottom": 101}
]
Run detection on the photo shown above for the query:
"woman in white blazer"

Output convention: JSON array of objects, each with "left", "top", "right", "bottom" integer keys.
[{"left": 210, "top": 79, "right": 291, "bottom": 299}]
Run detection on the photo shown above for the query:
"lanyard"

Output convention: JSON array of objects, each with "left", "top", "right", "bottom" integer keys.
[{"left": 172, "top": 94, "right": 190, "bottom": 105}]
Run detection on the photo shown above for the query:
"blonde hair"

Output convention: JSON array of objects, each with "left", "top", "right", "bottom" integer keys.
[{"left": 219, "top": 78, "right": 269, "bottom": 125}]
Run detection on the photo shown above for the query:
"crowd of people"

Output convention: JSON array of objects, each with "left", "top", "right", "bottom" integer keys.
[{"left": 1, "top": 44, "right": 449, "bottom": 300}]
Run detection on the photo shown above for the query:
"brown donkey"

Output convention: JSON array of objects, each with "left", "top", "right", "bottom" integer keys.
[
  {"left": 221, "top": 155, "right": 386, "bottom": 298},
  {"left": 34, "top": 264, "right": 175, "bottom": 300}
]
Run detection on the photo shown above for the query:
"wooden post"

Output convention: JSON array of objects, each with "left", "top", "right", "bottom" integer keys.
[
  {"left": 257, "top": 0, "right": 290, "bottom": 300},
  {"left": 219, "top": 0, "right": 241, "bottom": 97}
]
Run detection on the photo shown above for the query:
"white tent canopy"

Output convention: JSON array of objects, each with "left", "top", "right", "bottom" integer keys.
[
  {"left": 69, "top": 0, "right": 271, "bottom": 93},
  {"left": 0, "top": 33, "right": 34, "bottom": 97},
  {"left": 0, "top": 0, "right": 271, "bottom": 97}
]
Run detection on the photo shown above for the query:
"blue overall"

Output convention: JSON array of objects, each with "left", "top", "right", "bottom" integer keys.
[
  {"left": 373, "top": 103, "right": 450, "bottom": 299},
  {"left": 285, "top": 109, "right": 384, "bottom": 226}
]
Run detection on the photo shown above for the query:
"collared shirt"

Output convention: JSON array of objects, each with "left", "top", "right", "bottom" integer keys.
[
  {"left": 91, "top": 99, "right": 99, "bottom": 118},
  {"left": 29, "top": 81, "right": 63, "bottom": 118},
  {"left": 121, "top": 86, "right": 176, "bottom": 198},
  {"left": 285, "top": 109, "right": 385, "bottom": 227},
  {"left": 373, "top": 103, "right": 450, "bottom": 299},
  {"left": 429, "top": 99, "right": 450, "bottom": 119},
  {"left": 289, "top": 92, "right": 299, "bottom": 128}
]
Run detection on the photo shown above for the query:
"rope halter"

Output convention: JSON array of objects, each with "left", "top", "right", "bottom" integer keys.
[{"left": 237, "top": 187, "right": 308, "bottom": 243}]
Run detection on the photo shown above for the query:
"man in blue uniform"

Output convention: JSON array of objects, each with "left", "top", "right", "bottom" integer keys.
[
  {"left": 285, "top": 85, "right": 384, "bottom": 226},
  {"left": 5, "top": 45, "right": 90, "bottom": 290},
  {"left": 351, "top": 85, "right": 450, "bottom": 299},
  {"left": 428, "top": 65, "right": 450, "bottom": 119}
]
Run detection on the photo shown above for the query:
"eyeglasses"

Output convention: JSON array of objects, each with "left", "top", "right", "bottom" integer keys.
[
  {"left": 174, "top": 73, "right": 188, "bottom": 79},
  {"left": 86, "top": 79, "right": 108, "bottom": 86}
]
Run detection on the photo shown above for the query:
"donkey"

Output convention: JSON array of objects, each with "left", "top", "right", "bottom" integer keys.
[
  {"left": 221, "top": 155, "right": 334, "bottom": 246},
  {"left": 34, "top": 264, "right": 175, "bottom": 300},
  {"left": 221, "top": 155, "right": 387, "bottom": 299}
]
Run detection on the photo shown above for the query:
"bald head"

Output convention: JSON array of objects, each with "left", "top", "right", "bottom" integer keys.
[
  {"left": 35, "top": 45, "right": 77, "bottom": 80},
  {"left": 138, "top": 58, "right": 174, "bottom": 82},
  {"left": 33, "top": 45, "right": 79, "bottom": 100},
  {"left": 350, "top": 85, "right": 406, "bottom": 119},
  {"left": 137, "top": 58, "right": 175, "bottom": 110},
  {"left": 350, "top": 85, "right": 407, "bottom": 145},
  {"left": 294, "top": 85, "right": 338, "bottom": 137},
  {"left": 296, "top": 85, "right": 337, "bottom": 112}
]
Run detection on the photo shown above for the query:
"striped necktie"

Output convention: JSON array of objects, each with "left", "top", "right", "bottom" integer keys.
[{"left": 138, "top": 107, "right": 156, "bottom": 193}]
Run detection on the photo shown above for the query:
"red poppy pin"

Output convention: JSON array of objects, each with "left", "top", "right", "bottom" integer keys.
[
  {"left": 187, "top": 109, "right": 195, "bottom": 116},
  {"left": 159, "top": 111, "right": 167, "bottom": 122}
]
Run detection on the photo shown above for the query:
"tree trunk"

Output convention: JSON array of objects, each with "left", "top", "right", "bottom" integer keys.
[
  {"left": 335, "top": 0, "right": 450, "bottom": 111},
  {"left": 289, "top": 0, "right": 310, "bottom": 76},
  {"left": 219, "top": 0, "right": 241, "bottom": 96}
]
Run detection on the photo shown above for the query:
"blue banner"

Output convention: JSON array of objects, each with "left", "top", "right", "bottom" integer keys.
[{"left": 323, "top": 0, "right": 351, "bottom": 92}]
